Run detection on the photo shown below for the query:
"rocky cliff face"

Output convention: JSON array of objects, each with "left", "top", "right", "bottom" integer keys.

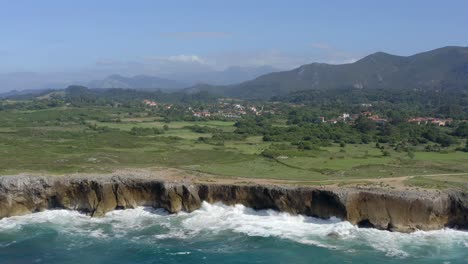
[{"left": 0, "top": 175, "right": 466, "bottom": 232}]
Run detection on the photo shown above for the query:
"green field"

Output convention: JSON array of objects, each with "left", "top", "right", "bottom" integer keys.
[
  {"left": 0, "top": 107, "right": 467, "bottom": 189},
  {"left": 404, "top": 174, "right": 468, "bottom": 191}
]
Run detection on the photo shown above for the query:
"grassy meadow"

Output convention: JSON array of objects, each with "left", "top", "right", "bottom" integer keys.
[{"left": 0, "top": 107, "right": 467, "bottom": 189}]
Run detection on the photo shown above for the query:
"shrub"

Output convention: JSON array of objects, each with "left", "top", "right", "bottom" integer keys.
[{"left": 130, "top": 127, "right": 163, "bottom": 136}]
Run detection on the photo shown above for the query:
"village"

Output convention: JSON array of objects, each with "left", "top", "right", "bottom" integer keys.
[
  {"left": 143, "top": 98, "right": 272, "bottom": 119},
  {"left": 142, "top": 98, "right": 460, "bottom": 126}
]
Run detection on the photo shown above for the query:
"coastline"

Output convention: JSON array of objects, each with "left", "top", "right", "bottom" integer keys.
[{"left": 1, "top": 171, "right": 467, "bottom": 233}]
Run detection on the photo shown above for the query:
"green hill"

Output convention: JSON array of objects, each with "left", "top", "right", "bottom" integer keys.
[{"left": 217, "top": 46, "right": 468, "bottom": 99}]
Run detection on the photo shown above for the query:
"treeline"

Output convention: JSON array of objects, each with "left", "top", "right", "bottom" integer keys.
[
  {"left": 232, "top": 114, "right": 467, "bottom": 151},
  {"left": 0, "top": 98, "right": 65, "bottom": 111},
  {"left": 272, "top": 88, "right": 468, "bottom": 119},
  {"left": 0, "top": 86, "right": 219, "bottom": 111},
  {"left": 64, "top": 86, "right": 218, "bottom": 106}
]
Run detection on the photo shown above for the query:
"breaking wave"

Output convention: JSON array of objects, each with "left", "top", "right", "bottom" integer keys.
[{"left": 1, "top": 202, "right": 467, "bottom": 260}]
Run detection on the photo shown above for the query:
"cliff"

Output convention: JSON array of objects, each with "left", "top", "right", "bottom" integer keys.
[{"left": 0, "top": 175, "right": 466, "bottom": 232}]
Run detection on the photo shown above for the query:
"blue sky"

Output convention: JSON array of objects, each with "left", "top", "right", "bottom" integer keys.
[{"left": 0, "top": 0, "right": 468, "bottom": 87}]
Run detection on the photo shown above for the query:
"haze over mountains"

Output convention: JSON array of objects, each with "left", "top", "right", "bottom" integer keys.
[
  {"left": 81, "top": 65, "right": 278, "bottom": 90},
  {"left": 207, "top": 46, "right": 468, "bottom": 99},
  {"left": 2, "top": 46, "right": 468, "bottom": 100},
  {"left": 167, "top": 65, "right": 279, "bottom": 86},
  {"left": 86, "top": 75, "right": 189, "bottom": 90},
  {"left": 0, "top": 65, "right": 280, "bottom": 93}
]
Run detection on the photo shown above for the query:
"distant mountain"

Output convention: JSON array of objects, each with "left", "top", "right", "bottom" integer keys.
[
  {"left": 183, "top": 83, "right": 224, "bottom": 95},
  {"left": 168, "top": 65, "right": 280, "bottom": 85},
  {"left": 0, "top": 88, "right": 55, "bottom": 99},
  {"left": 215, "top": 46, "right": 468, "bottom": 99},
  {"left": 86, "top": 74, "right": 189, "bottom": 90},
  {"left": 84, "top": 66, "right": 279, "bottom": 91},
  {"left": 0, "top": 66, "right": 279, "bottom": 93}
]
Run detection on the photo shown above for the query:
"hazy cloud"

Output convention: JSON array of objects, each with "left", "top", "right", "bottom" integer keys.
[
  {"left": 95, "top": 59, "right": 122, "bottom": 66},
  {"left": 310, "top": 42, "right": 334, "bottom": 50},
  {"left": 205, "top": 50, "right": 322, "bottom": 70},
  {"left": 161, "top": 31, "right": 232, "bottom": 39},
  {"left": 1, "top": 48, "right": 367, "bottom": 92},
  {"left": 144, "top": 54, "right": 206, "bottom": 64},
  {"left": 310, "top": 42, "right": 360, "bottom": 64},
  {"left": 167, "top": 54, "right": 206, "bottom": 64}
]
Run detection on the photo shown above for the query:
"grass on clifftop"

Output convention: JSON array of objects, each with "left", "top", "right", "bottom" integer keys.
[
  {"left": 0, "top": 107, "right": 467, "bottom": 189},
  {"left": 404, "top": 175, "right": 468, "bottom": 191}
]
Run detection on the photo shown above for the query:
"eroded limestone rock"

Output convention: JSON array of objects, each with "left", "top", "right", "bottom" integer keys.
[{"left": 0, "top": 175, "right": 466, "bottom": 232}]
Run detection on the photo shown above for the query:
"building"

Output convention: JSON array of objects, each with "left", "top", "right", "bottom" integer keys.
[
  {"left": 368, "top": 115, "right": 387, "bottom": 125},
  {"left": 223, "top": 113, "right": 241, "bottom": 118},
  {"left": 142, "top": 100, "right": 158, "bottom": 107},
  {"left": 248, "top": 106, "right": 259, "bottom": 115},
  {"left": 234, "top": 104, "right": 244, "bottom": 110},
  {"left": 408, "top": 117, "right": 453, "bottom": 126},
  {"left": 193, "top": 111, "right": 211, "bottom": 117}
]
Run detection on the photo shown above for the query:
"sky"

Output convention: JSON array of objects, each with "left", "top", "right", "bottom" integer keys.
[{"left": 1, "top": 0, "right": 468, "bottom": 90}]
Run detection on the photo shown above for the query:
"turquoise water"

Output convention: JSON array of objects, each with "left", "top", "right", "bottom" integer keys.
[{"left": 0, "top": 202, "right": 467, "bottom": 264}]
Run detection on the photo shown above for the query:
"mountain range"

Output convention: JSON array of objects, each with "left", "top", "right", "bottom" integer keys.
[
  {"left": 166, "top": 65, "right": 279, "bottom": 86},
  {"left": 84, "top": 65, "right": 279, "bottom": 90},
  {"left": 0, "top": 65, "right": 280, "bottom": 93},
  {"left": 86, "top": 74, "right": 189, "bottom": 90},
  {"left": 204, "top": 46, "right": 468, "bottom": 99},
  {"left": 2, "top": 46, "right": 468, "bottom": 100}
]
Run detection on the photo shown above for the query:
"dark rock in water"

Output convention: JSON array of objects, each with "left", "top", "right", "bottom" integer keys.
[
  {"left": 357, "top": 219, "right": 375, "bottom": 228},
  {"left": 0, "top": 175, "right": 466, "bottom": 232},
  {"left": 326, "top": 231, "right": 340, "bottom": 238}
]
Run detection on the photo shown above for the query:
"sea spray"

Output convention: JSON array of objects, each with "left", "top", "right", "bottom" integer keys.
[{"left": 0, "top": 202, "right": 467, "bottom": 263}]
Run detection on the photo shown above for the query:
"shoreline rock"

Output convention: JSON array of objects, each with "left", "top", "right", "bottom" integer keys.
[{"left": 0, "top": 175, "right": 466, "bottom": 232}]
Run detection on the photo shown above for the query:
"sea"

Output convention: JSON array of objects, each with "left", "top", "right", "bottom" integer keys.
[{"left": 0, "top": 202, "right": 467, "bottom": 264}]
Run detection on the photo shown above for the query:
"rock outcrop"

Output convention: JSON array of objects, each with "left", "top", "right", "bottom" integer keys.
[{"left": 0, "top": 175, "right": 466, "bottom": 232}]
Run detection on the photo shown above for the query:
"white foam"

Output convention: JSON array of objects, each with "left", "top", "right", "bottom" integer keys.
[
  {"left": 0, "top": 210, "right": 87, "bottom": 231},
  {"left": 1, "top": 202, "right": 467, "bottom": 259},
  {"left": 0, "top": 207, "right": 169, "bottom": 240},
  {"left": 176, "top": 202, "right": 468, "bottom": 257},
  {"left": 167, "top": 252, "right": 191, "bottom": 255}
]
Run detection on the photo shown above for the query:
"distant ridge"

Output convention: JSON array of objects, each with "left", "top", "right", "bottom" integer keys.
[
  {"left": 168, "top": 65, "right": 280, "bottom": 86},
  {"left": 86, "top": 74, "right": 188, "bottom": 90},
  {"left": 84, "top": 65, "right": 280, "bottom": 90},
  {"left": 207, "top": 46, "right": 468, "bottom": 99}
]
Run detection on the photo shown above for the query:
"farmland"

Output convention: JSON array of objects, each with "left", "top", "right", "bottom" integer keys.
[{"left": 0, "top": 106, "right": 467, "bottom": 191}]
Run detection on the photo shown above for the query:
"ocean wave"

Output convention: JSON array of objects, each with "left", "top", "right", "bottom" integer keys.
[
  {"left": 178, "top": 202, "right": 468, "bottom": 258},
  {"left": 1, "top": 202, "right": 467, "bottom": 259}
]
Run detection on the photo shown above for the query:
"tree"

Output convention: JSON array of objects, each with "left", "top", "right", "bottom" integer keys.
[
  {"left": 354, "top": 116, "right": 376, "bottom": 133},
  {"left": 453, "top": 122, "right": 468, "bottom": 137}
]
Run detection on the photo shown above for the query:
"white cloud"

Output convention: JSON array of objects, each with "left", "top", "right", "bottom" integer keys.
[
  {"left": 0, "top": 47, "right": 366, "bottom": 92},
  {"left": 309, "top": 42, "right": 361, "bottom": 64},
  {"left": 204, "top": 50, "right": 318, "bottom": 70},
  {"left": 166, "top": 54, "right": 206, "bottom": 64},
  {"left": 25, "top": 48, "right": 362, "bottom": 90},
  {"left": 144, "top": 54, "right": 207, "bottom": 65},
  {"left": 95, "top": 49, "right": 361, "bottom": 78}
]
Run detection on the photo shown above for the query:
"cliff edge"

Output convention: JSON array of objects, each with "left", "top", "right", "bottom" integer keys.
[{"left": 0, "top": 175, "right": 466, "bottom": 232}]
